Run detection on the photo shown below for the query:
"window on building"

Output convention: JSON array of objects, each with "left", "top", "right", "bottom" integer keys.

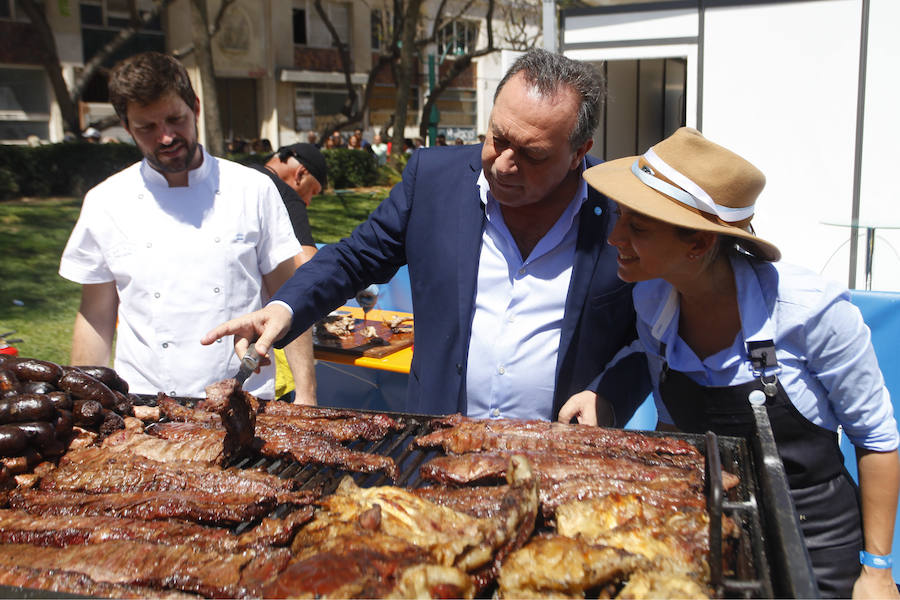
[
  {"left": 594, "top": 57, "right": 686, "bottom": 161},
  {"left": 435, "top": 87, "right": 476, "bottom": 129},
  {"left": 292, "top": 8, "right": 307, "bottom": 44},
  {"left": 294, "top": 84, "right": 362, "bottom": 133},
  {"left": 1, "top": 0, "right": 44, "bottom": 21},
  {"left": 0, "top": 66, "right": 50, "bottom": 142},
  {"left": 79, "top": 0, "right": 164, "bottom": 80},
  {"left": 437, "top": 20, "right": 478, "bottom": 58},
  {"left": 305, "top": 1, "right": 350, "bottom": 48},
  {"left": 370, "top": 8, "right": 383, "bottom": 50},
  {"left": 369, "top": 82, "right": 419, "bottom": 130}
]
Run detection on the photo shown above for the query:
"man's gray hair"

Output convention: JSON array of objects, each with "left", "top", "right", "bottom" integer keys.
[{"left": 494, "top": 48, "right": 605, "bottom": 150}]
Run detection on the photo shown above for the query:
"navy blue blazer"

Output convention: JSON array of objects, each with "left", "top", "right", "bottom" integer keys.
[{"left": 273, "top": 144, "right": 649, "bottom": 422}]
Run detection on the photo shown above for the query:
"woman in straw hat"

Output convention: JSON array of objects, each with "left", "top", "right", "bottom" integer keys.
[{"left": 558, "top": 128, "right": 900, "bottom": 598}]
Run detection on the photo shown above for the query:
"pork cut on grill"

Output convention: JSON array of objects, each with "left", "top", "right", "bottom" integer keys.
[
  {"left": 0, "top": 507, "right": 313, "bottom": 550},
  {"left": 419, "top": 450, "right": 704, "bottom": 488},
  {"left": 40, "top": 446, "right": 312, "bottom": 501},
  {"left": 418, "top": 414, "right": 701, "bottom": 466},
  {"left": 102, "top": 426, "right": 225, "bottom": 465},
  {"left": 0, "top": 540, "right": 291, "bottom": 598},
  {"left": 0, "top": 565, "right": 197, "bottom": 599}
]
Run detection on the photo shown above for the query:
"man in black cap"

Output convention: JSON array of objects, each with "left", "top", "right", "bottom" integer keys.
[
  {"left": 248, "top": 142, "right": 327, "bottom": 403},
  {"left": 250, "top": 142, "right": 327, "bottom": 263}
]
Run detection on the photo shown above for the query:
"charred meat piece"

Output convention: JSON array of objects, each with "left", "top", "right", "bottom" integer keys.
[
  {"left": 419, "top": 450, "right": 703, "bottom": 488},
  {"left": 0, "top": 540, "right": 291, "bottom": 598},
  {"left": 413, "top": 484, "right": 513, "bottom": 519},
  {"left": 0, "top": 565, "right": 196, "bottom": 599},
  {"left": 316, "top": 313, "right": 356, "bottom": 339},
  {"left": 200, "top": 378, "right": 256, "bottom": 460},
  {"left": 262, "top": 401, "right": 402, "bottom": 428},
  {"left": 256, "top": 413, "right": 398, "bottom": 443},
  {"left": 0, "top": 507, "right": 313, "bottom": 551},
  {"left": 255, "top": 420, "right": 399, "bottom": 479},
  {"left": 40, "top": 446, "right": 312, "bottom": 504},
  {"left": 497, "top": 534, "right": 652, "bottom": 598},
  {"left": 102, "top": 426, "right": 226, "bottom": 465},
  {"left": 9, "top": 489, "right": 283, "bottom": 526},
  {"left": 418, "top": 415, "right": 701, "bottom": 466}
]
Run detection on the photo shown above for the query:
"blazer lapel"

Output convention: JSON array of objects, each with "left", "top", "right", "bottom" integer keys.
[{"left": 456, "top": 156, "right": 486, "bottom": 413}]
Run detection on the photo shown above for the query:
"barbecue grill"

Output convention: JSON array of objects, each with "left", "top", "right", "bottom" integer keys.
[{"left": 0, "top": 397, "right": 818, "bottom": 599}]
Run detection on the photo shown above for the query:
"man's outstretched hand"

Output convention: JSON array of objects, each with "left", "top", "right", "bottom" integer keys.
[{"left": 201, "top": 303, "right": 294, "bottom": 364}]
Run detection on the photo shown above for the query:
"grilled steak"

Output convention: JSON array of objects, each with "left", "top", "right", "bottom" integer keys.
[
  {"left": 0, "top": 540, "right": 290, "bottom": 598},
  {"left": 103, "top": 426, "right": 225, "bottom": 465},
  {"left": 0, "top": 506, "right": 313, "bottom": 550},
  {"left": 0, "top": 565, "right": 196, "bottom": 599}
]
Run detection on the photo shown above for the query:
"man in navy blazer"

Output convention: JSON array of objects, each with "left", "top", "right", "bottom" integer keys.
[{"left": 203, "top": 49, "right": 649, "bottom": 424}]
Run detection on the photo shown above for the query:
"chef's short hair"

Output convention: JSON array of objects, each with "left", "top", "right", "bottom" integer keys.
[
  {"left": 108, "top": 52, "right": 197, "bottom": 126},
  {"left": 494, "top": 48, "right": 605, "bottom": 151}
]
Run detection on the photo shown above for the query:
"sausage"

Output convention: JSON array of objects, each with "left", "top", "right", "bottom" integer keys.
[
  {"left": 46, "top": 391, "right": 73, "bottom": 412},
  {"left": 72, "top": 399, "right": 104, "bottom": 428},
  {"left": 0, "top": 368, "right": 19, "bottom": 394},
  {"left": 58, "top": 370, "right": 117, "bottom": 409},
  {"left": 20, "top": 380, "right": 56, "bottom": 395},
  {"left": 75, "top": 366, "right": 129, "bottom": 394},
  {"left": 54, "top": 409, "right": 73, "bottom": 437},
  {"left": 0, "top": 425, "right": 28, "bottom": 457},
  {"left": 0, "top": 394, "right": 57, "bottom": 424},
  {"left": 99, "top": 410, "right": 126, "bottom": 438},
  {"left": 11, "top": 359, "right": 63, "bottom": 384},
  {"left": 112, "top": 391, "right": 134, "bottom": 417},
  {"left": 11, "top": 421, "right": 57, "bottom": 451}
]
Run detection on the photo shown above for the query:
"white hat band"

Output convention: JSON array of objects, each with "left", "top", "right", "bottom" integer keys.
[{"left": 632, "top": 148, "right": 756, "bottom": 223}]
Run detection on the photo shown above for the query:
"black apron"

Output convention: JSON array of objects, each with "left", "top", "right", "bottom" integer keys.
[{"left": 659, "top": 340, "right": 862, "bottom": 598}]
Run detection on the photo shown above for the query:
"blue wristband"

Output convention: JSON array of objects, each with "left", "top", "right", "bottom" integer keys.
[{"left": 860, "top": 551, "right": 893, "bottom": 569}]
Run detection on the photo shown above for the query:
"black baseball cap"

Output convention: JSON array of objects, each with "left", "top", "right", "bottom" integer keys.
[{"left": 276, "top": 143, "right": 327, "bottom": 189}]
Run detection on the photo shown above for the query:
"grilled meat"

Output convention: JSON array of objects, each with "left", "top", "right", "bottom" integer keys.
[
  {"left": 0, "top": 540, "right": 290, "bottom": 598},
  {"left": 497, "top": 533, "right": 652, "bottom": 598},
  {"left": 9, "top": 489, "right": 282, "bottom": 526},
  {"left": 0, "top": 565, "right": 196, "bottom": 599},
  {"left": 539, "top": 476, "right": 705, "bottom": 518},
  {"left": 39, "top": 446, "right": 313, "bottom": 504},
  {"left": 262, "top": 400, "right": 403, "bottom": 429},
  {"left": 103, "top": 426, "right": 225, "bottom": 465},
  {"left": 617, "top": 570, "right": 711, "bottom": 599},
  {"left": 0, "top": 506, "right": 313, "bottom": 550},
  {"left": 413, "top": 484, "right": 512, "bottom": 519},
  {"left": 254, "top": 420, "right": 399, "bottom": 479},
  {"left": 419, "top": 450, "right": 703, "bottom": 488},
  {"left": 418, "top": 415, "right": 700, "bottom": 464},
  {"left": 199, "top": 378, "right": 256, "bottom": 459},
  {"left": 256, "top": 413, "right": 399, "bottom": 442}
]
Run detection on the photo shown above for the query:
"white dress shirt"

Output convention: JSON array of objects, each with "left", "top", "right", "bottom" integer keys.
[
  {"left": 465, "top": 165, "right": 588, "bottom": 421},
  {"left": 59, "top": 149, "right": 300, "bottom": 399}
]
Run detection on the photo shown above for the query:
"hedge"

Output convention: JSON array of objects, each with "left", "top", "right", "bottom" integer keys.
[{"left": 0, "top": 143, "right": 384, "bottom": 200}]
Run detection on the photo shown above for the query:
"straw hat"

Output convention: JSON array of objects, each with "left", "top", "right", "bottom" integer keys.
[{"left": 584, "top": 127, "right": 780, "bottom": 261}]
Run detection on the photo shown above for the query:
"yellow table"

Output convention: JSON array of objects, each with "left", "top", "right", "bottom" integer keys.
[{"left": 313, "top": 306, "right": 413, "bottom": 374}]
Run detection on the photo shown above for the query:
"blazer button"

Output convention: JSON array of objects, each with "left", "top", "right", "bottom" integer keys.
[{"left": 456, "top": 363, "right": 462, "bottom": 374}]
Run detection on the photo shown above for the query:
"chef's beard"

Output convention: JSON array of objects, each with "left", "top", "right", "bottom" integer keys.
[{"left": 144, "top": 135, "right": 200, "bottom": 175}]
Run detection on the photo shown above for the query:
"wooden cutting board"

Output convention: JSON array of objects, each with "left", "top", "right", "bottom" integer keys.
[{"left": 313, "top": 318, "right": 413, "bottom": 358}]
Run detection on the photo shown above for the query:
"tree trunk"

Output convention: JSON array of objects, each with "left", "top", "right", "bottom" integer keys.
[
  {"left": 189, "top": 0, "right": 225, "bottom": 156},
  {"left": 391, "top": 0, "right": 422, "bottom": 164}
]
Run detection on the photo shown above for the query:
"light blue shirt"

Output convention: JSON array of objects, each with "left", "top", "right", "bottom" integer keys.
[
  {"left": 631, "top": 254, "right": 899, "bottom": 451},
  {"left": 465, "top": 165, "right": 588, "bottom": 421}
]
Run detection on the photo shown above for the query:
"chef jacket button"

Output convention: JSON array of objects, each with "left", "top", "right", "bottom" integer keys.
[
  {"left": 162, "top": 342, "right": 169, "bottom": 348},
  {"left": 214, "top": 237, "right": 221, "bottom": 243},
  {"left": 491, "top": 408, "right": 500, "bottom": 417},
  {"left": 216, "top": 338, "right": 223, "bottom": 343},
  {"left": 138, "top": 194, "right": 144, "bottom": 199},
  {"left": 170, "top": 391, "right": 176, "bottom": 396},
  {"left": 146, "top": 242, "right": 152, "bottom": 248},
  {"left": 214, "top": 287, "right": 220, "bottom": 293},
  {"left": 154, "top": 292, "right": 161, "bottom": 298},
  {"left": 507, "top": 314, "right": 515, "bottom": 323},
  {"left": 498, "top": 366, "right": 506, "bottom": 375}
]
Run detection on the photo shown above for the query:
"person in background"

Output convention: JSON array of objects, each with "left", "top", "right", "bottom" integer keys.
[
  {"left": 323, "top": 136, "right": 336, "bottom": 150},
  {"left": 82, "top": 127, "right": 101, "bottom": 143},
  {"left": 353, "top": 127, "right": 370, "bottom": 150},
  {"left": 454, "top": 137, "right": 464, "bottom": 145},
  {"left": 435, "top": 133, "right": 447, "bottom": 146},
  {"left": 202, "top": 48, "right": 648, "bottom": 425},
  {"left": 370, "top": 134, "right": 388, "bottom": 165},
  {"left": 59, "top": 51, "right": 306, "bottom": 402},
  {"left": 249, "top": 142, "right": 328, "bottom": 403},
  {"left": 558, "top": 127, "right": 900, "bottom": 599},
  {"left": 306, "top": 130, "right": 319, "bottom": 147},
  {"left": 347, "top": 134, "right": 362, "bottom": 150},
  {"left": 329, "top": 130, "right": 344, "bottom": 148},
  {"left": 413, "top": 137, "right": 424, "bottom": 150}
]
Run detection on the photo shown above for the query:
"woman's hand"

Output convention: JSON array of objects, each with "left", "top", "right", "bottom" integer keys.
[
  {"left": 852, "top": 566, "right": 900, "bottom": 599},
  {"left": 558, "top": 390, "right": 599, "bottom": 425}
]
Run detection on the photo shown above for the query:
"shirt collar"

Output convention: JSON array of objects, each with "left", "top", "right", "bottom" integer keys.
[{"left": 140, "top": 145, "right": 211, "bottom": 188}]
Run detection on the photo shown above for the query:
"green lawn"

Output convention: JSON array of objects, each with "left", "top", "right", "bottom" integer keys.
[{"left": 0, "top": 189, "right": 387, "bottom": 366}]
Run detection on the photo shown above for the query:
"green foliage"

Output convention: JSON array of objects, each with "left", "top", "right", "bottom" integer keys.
[
  {"left": 0, "top": 143, "right": 143, "bottom": 200},
  {"left": 322, "top": 148, "right": 378, "bottom": 189}
]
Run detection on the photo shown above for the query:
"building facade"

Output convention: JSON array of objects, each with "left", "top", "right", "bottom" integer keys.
[{"left": 0, "top": 0, "right": 541, "bottom": 147}]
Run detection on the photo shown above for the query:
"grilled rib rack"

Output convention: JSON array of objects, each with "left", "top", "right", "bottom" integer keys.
[{"left": 0, "top": 400, "right": 817, "bottom": 599}]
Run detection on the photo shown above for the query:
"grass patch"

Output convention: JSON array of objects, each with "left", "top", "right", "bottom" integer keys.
[{"left": 0, "top": 189, "right": 388, "bottom": 366}]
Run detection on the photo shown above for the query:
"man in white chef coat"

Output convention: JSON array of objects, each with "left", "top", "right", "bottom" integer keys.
[{"left": 59, "top": 51, "right": 315, "bottom": 402}]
